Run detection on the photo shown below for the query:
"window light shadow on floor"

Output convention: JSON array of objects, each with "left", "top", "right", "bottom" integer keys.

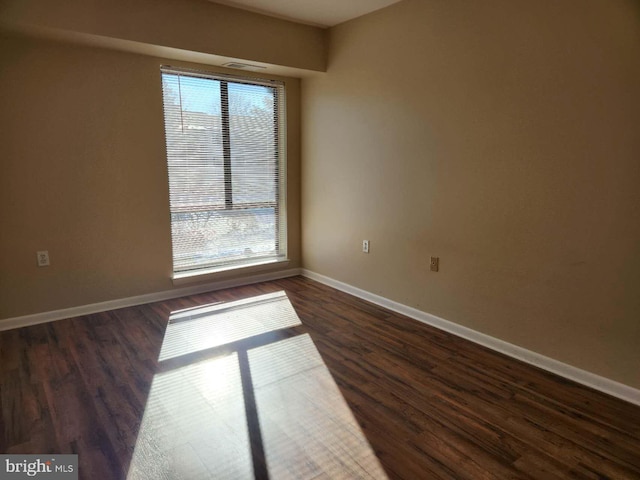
[
  {"left": 126, "top": 291, "right": 388, "bottom": 479},
  {"left": 158, "top": 291, "right": 301, "bottom": 362}
]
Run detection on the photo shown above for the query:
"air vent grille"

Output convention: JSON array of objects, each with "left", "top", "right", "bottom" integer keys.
[{"left": 222, "top": 62, "right": 266, "bottom": 70}]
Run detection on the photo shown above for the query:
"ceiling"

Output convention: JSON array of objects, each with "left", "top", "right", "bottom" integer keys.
[{"left": 210, "top": 0, "right": 403, "bottom": 28}]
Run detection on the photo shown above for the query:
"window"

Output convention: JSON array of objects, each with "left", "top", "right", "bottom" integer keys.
[{"left": 160, "top": 67, "right": 287, "bottom": 276}]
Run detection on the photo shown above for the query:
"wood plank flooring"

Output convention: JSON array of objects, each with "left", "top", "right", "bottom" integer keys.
[{"left": 1, "top": 276, "right": 639, "bottom": 479}]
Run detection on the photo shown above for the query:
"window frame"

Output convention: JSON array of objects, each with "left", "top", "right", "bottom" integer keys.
[{"left": 160, "top": 66, "right": 288, "bottom": 280}]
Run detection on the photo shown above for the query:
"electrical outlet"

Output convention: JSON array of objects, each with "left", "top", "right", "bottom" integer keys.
[
  {"left": 430, "top": 256, "right": 439, "bottom": 272},
  {"left": 362, "top": 240, "right": 370, "bottom": 253},
  {"left": 37, "top": 251, "right": 50, "bottom": 267}
]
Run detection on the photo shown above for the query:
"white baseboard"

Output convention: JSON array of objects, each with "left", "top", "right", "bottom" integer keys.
[
  {"left": 0, "top": 268, "right": 302, "bottom": 332},
  {"left": 301, "top": 269, "right": 640, "bottom": 407}
]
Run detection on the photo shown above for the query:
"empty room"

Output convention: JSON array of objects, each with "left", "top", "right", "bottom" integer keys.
[{"left": 1, "top": 0, "right": 639, "bottom": 478}]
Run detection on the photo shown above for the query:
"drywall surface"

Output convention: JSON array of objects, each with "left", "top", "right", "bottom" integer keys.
[
  {"left": 0, "top": 0, "right": 326, "bottom": 72},
  {"left": 302, "top": 0, "right": 640, "bottom": 388},
  {"left": 0, "top": 33, "right": 301, "bottom": 319}
]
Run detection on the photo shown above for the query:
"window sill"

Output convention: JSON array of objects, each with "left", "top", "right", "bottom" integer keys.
[{"left": 171, "top": 257, "right": 290, "bottom": 286}]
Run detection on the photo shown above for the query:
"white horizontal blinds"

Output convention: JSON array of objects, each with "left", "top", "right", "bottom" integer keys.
[{"left": 161, "top": 67, "right": 286, "bottom": 273}]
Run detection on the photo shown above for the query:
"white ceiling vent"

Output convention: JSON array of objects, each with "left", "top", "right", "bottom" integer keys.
[{"left": 222, "top": 62, "right": 267, "bottom": 70}]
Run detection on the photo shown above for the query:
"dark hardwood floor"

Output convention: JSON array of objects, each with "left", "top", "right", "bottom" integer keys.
[{"left": 1, "top": 276, "right": 639, "bottom": 479}]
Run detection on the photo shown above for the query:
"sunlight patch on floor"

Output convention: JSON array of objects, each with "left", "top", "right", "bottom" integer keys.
[
  {"left": 127, "top": 353, "right": 253, "bottom": 479},
  {"left": 159, "top": 290, "right": 301, "bottom": 361},
  {"left": 251, "top": 334, "right": 388, "bottom": 480},
  {"left": 127, "top": 290, "right": 387, "bottom": 479}
]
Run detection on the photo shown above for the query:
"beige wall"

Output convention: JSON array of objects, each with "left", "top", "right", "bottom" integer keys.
[
  {"left": 0, "top": 32, "right": 301, "bottom": 319},
  {"left": 302, "top": 0, "right": 640, "bottom": 388},
  {"left": 0, "top": 0, "right": 326, "bottom": 72}
]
